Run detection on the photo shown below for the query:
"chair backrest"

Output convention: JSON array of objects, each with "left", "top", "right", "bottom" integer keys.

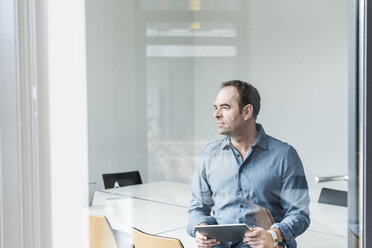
[
  {"left": 133, "top": 227, "right": 184, "bottom": 248},
  {"left": 89, "top": 215, "right": 118, "bottom": 248},
  {"left": 318, "top": 187, "right": 347, "bottom": 207},
  {"left": 102, "top": 171, "right": 142, "bottom": 189}
]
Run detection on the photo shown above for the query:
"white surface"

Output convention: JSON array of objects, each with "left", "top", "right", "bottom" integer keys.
[
  {"left": 48, "top": 0, "right": 89, "bottom": 247},
  {"left": 91, "top": 192, "right": 188, "bottom": 234},
  {"left": 296, "top": 230, "right": 347, "bottom": 248},
  {"left": 95, "top": 181, "right": 349, "bottom": 247},
  {"left": 101, "top": 181, "right": 348, "bottom": 237},
  {"left": 102, "top": 181, "right": 190, "bottom": 207},
  {"left": 308, "top": 202, "right": 347, "bottom": 237}
]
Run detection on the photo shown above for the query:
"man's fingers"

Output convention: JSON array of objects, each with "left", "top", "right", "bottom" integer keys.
[
  {"left": 244, "top": 237, "right": 259, "bottom": 242},
  {"left": 246, "top": 240, "right": 265, "bottom": 248},
  {"left": 195, "top": 237, "right": 218, "bottom": 244},
  {"left": 245, "top": 227, "right": 266, "bottom": 238},
  {"left": 247, "top": 240, "right": 262, "bottom": 245},
  {"left": 243, "top": 228, "right": 268, "bottom": 248},
  {"left": 195, "top": 237, "right": 220, "bottom": 248},
  {"left": 195, "top": 230, "right": 221, "bottom": 247},
  {"left": 245, "top": 230, "right": 259, "bottom": 238}
]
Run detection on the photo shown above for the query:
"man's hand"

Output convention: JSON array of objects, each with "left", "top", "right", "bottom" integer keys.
[
  {"left": 195, "top": 223, "right": 221, "bottom": 248},
  {"left": 243, "top": 227, "right": 274, "bottom": 248}
]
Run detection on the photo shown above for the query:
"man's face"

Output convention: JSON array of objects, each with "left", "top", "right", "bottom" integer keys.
[{"left": 213, "top": 86, "right": 245, "bottom": 137}]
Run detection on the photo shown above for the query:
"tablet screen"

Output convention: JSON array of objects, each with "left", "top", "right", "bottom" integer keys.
[{"left": 195, "top": 224, "right": 250, "bottom": 242}]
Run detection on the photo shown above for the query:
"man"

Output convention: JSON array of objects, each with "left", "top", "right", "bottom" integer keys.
[{"left": 187, "top": 80, "right": 310, "bottom": 248}]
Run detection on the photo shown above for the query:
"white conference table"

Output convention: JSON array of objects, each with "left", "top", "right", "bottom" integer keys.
[
  {"left": 91, "top": 192, "right": 188, "bottom": 235},
  {"left": 101, "top": 181, "right": 190, "bottom": 207},
  {"left": 92, "top": 181, "right": 348, "bottom": 248}
]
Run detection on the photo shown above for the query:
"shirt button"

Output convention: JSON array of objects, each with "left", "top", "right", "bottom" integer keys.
[
  {"left": 239, "top": 187, "right": 243, "bottom": 191},
  {"left": 240, "top": 204, "right": 243, "bottom": 208}
]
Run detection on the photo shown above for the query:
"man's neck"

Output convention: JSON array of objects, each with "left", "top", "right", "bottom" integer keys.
[{"left": 230, "top": 122, "right": 259, "bottom": 159}]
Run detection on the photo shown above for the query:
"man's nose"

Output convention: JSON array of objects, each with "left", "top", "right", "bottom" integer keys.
[{"left": 214, "top": 108, "right": 221, "bottom": 118}]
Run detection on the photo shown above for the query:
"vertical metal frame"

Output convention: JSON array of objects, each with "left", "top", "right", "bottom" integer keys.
[
  {"left": 349, "top": 0, "right": 372, "bottom": 247},
  {"left": 364, "top": 0, "right": 372, "bottom": 246},
  {"left": 0, "top": 0, "right": 43, "bottom": 247},
  {"left": 354, "top": 0, "right": 372, "bottom": 247},
  {"left": 0, "top": 0, "right": 24, "bottom": 247},
  {"left": 348, "top": 0, "right": 360, "bottom": 246},
  {"left": 17, "top": 0, "right": 42, "bottom": 246},
  {"left": 358, "top": 0, "right": 365, "bottom": 246}
]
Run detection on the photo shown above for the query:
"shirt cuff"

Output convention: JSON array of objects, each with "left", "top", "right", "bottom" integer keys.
[{"left": 271, "top": 222, "right": 294, "bottom": 242}]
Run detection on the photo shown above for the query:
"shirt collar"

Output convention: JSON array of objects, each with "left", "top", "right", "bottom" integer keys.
[
  {"left": 252, "top": 123, "right": 268, "bottom": 150},
  {"left": 222, "top": 123, "right": 268, "bottom": 150},
  {"left": 222, "top": 137, "right": 231, "bottom": 150}
]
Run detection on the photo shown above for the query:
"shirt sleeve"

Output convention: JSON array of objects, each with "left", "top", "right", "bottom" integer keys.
[
  {"left": 271, "top": 146, "right": 310, "bottom": 246},
  {"left": 187, "top": 155, "right": 217, "bottom": 237}
]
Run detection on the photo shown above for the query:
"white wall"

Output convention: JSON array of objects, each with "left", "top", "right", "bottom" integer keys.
[
  {"left": 192, "top": 0, "right": 348, "bottom": 195},
  {"left": 244, "top": 0, "right": 348, "bottom": 195},
  {"left": 86, "top": 0, "right": 148, "bottom": 188}
]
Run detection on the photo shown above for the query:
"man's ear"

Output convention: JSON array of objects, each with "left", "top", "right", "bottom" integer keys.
[{"left": 244, "top": 104, "right": 254, "bottom": 120}]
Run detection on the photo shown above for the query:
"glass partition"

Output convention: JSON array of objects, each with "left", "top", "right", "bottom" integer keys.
[{"left": 86, "top": 0, "right": 359, "bottom": 247}]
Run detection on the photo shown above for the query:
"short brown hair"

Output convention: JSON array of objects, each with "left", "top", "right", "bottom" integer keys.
[{"left": 221, "top": 80, "right": 261, "bottom": 119}]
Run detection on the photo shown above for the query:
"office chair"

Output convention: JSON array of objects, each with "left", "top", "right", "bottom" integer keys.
[
  {"left": 102, "top": 170, "right": 142, "bottom": 189},
  {"left": 132, "top": 227, "right": 184, "bottom": 248},
  {"left": 89, "top": 215, "right": 118, "bottom": 248},
  {"left": 318, "top": 187, "right": 347, "bottom": 207}
]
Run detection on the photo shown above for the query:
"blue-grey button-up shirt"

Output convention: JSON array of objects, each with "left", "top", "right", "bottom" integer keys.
[{"left": 187, "top": 124, "right": 310, "bottom": 248}]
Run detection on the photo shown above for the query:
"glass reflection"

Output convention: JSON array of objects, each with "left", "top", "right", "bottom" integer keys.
[
  {"left": 140, "top": 0, "right": 240, "bottom": 11},
  {"left": 146, "top": 23, "right": 237, "bottom": 37}
]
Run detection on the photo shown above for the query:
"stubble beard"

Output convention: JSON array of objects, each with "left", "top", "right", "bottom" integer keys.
[{"left": 217, "top": 125, "right": 232, "bottom": 136}]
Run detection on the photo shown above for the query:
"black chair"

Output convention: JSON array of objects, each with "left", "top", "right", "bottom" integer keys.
[
  {"left": 102, "top": 171, "right": 142, "bottom": 189},
  {"left": 318, "top": 187, "right": 347, "bottom": 207}
]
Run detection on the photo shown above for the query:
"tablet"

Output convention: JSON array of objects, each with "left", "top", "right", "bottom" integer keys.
[{"left": 195, "top": 224, "right": 250, "bottom": 242}]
